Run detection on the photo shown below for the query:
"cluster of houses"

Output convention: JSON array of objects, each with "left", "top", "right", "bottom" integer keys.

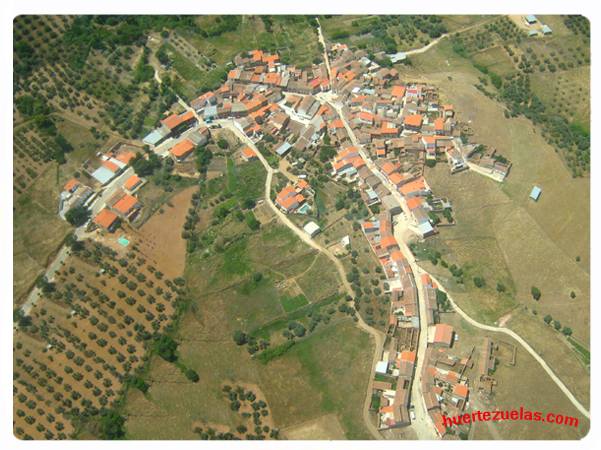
[
  {"left": 152, "top": 49, "right": 336, "bottom": 158},
  {"left": 58, "top": 144, "right": 147, "bottom": 234},
  {"left": 361, "top": 211, "right": 474, "bottom": 437},
  {"left": 419, "top": 274, "right": 472, "bottom": 438},
  {"left": 92, "top": 181, "right": 144, "bottom": 232},
  {"left": 365, "top": 211, "right": 421, "bottom": 429},
  {"left": 274, "top": 179, "right": 313, "bottom": 215},
  {"left": 523, "top": 15, "right": 553, "bottom": 37},
  {"left": 142, "top": 109, "right": 197, "bottom": 148},
  {"left": 324, "top": 44, "right": 510, "bottom": 234},
  {"left": 464, "top": 144, "right": 512, "bottom": 182},
  {"left": 144, "top": 108, "right": 212, "bottom": 164}
]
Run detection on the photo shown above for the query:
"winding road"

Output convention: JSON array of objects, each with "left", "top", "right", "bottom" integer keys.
[
  {"left": 313, "top": 20, "right": 590, "bottom": 429},
  {"left": 424, "top": 268, "right": 590, "bottom": 420},
  {"left": 218, "top": 119, "right": 385, "bottom": 440}
]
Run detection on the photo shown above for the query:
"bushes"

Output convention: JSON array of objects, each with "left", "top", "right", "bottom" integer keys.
[
  {"left": 473, "top": 276, "right": 485, "bottom": 288},
  {"left": 255, "top": 341, "right": 295, "bottom": 364},
  {"left": 154, "top": 334, "right": 178, "bottom": 362},
  {"left": 98, "top": 409, "right": 126, "bottom": 440},
  {"left": 233, "top": 330, "right": 248, "bottom": 346},
  {"left": 126, "top": 375, "right": 149, "bottom": 393},
  {"left": 65, "top": 206, "right": 90, "bottom": 227},
  {"left": 184, "top": 368, "right": 200, "bottom": 382}
]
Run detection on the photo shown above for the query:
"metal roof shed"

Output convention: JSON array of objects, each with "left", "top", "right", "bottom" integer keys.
[
  {"left": 525, "top": 15, "right": 537, "bottom": 24},
  {"left": 91, "top": 166, "right": 116, "bottom": 185},
  {"left": 303, "top": 221, "right": 321, "bottom": 237},
  {"left": 530, "top": 186, "right": 542, "bottom": 201},
  {"left": 275, "top": 142, "right": 292, "bottom": 157},
  {"left": 143, "top": 128, "right": 167, "bottom": 146}
]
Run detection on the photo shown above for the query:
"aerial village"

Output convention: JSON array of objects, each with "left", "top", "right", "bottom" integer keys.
[{"left": 57, "top": 43, "right": 512, "bottom": 439}]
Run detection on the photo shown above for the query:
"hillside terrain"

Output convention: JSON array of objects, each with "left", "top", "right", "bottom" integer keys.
[{"left": 13, "top": 14, "right": 589, "bottom": 441}]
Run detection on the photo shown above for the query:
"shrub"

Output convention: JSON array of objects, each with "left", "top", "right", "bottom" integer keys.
[{"left": 531, "top": 286, "right": 541, "bottom": 301}]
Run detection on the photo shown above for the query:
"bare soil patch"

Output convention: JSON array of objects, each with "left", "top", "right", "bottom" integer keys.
[
  {"left": 134, "top": 186, "right": 196, "bottom": 278},
  {"left": 282, "top": 413, "right": 346, "bottom": 440}
]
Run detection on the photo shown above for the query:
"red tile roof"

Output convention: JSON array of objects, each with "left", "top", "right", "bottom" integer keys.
[
  {"left": 94, "top": 208, "right": 118, "bottom": 229},
  {"left": 241, "top": 146, "right": 257, "bottom": 159},
  {"left": 391, "top": 85, "right": 406, "bottom": 98},
  {"left": 112, "top": 194, "right": 139, "bottom": 216},
  {"left": 380, "top": 235, "right": 398, "bottom": 249},
  {"left": 404, "top": 114, "right": 423, "bottom": 128},
  {"left": 161, "top": 110, "right": 195, "bottom": 130},
  {"left": 406, "top": 197, "right": 424, "bottom": 210},
  {"left": 453, "top": 383, "right": 469, "bottom": 399},
  {"left": 433, "top": 324, "right": 454, "bottom": 346},
  {"left": 170, "top": 139, "right": 195, "bottom": 158},
  {"left": 63, "top": 178, "right": 80, "bottom": 192},
  {"left": 102, "top": 160, "right": 120, "bottom": 173},
  {"left": 124, "top": 175, "right": 142, "bottom": 191},
  {"left": 115, "top": 151, "right": 136, "bottom": 164}
]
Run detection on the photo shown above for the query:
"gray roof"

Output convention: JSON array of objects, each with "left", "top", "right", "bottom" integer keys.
[
  {"left": 418, "top": 221, "right": 434, "bottom": 236},
  {"left": 388, "top": 52, "right": 407, "bottom": 63},
  {"left": 275, "top": 142, "right": 292, "bottom": 156},
  {"left": 204, "top": 105, "right": 218, "bottom": 118},
  {"left": 91, "top": 166, "right": 116, "bottom": 185},
  {"left": 143, "top": 128, "right": 167, "bottom": 146},
  {"left": 530, "top": 186, "right": 542, "bottom": 200}
]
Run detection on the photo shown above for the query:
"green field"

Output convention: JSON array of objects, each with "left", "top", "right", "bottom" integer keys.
[
  {"left": 125, "top": 217, "right": 373, "bottom": 439},
  {"left": 280, "top": 294, "right": 309, "bottom": 313}
]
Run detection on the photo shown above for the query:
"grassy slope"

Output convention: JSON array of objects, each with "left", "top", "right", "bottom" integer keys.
[
  {"left": 13, "top": 97, "right": 112, "bottom": 304},
  {"left": 125, "top": 221, "right": 374, "bottom": 439},
  {"left": 396, "top": 36, "right": 589, "bottom": 406}
]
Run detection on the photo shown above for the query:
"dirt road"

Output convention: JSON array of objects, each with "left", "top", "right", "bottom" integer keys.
[
  {"left": 218, "top": 119, "right": 385, "bottom": 440},
  {"left": 412, "top": 261, "right": 590, "bottom": 420}
]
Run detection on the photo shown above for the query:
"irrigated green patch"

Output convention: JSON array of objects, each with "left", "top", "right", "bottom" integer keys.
[
  {"left": 280, "top": 294, "right": 309, "bottom": 313},
  {"left": 220, "top": 238, "right": 251, "bottom": 276}
]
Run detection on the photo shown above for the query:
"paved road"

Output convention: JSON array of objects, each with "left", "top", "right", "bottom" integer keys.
[
  {"left": 413, "top": 262, "right": 591, "bottom": 420},
  {"left": 394, "top": 226, "right": 437, "bottom": 439},
  {"left": 323, "top": 98, "right": 416, "bottom": 224},
  {"left": 330, "top": 93, "right": 591, "bottom": 423},
  {"left": 323, "top": 99, "right": 437, "bottom": 438},
  {"left": 219, "top": 119, "right": 385, "bottom": 440}
]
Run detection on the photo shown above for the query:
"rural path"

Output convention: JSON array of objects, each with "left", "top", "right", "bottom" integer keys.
[
  {"left": 20, "top": 165, "right": 135, "bottom": 317},
  {"left": 402, "top": 18, "right": 495, "bottom": 56},
  {"left": 412, "top": 260, "right": 591, "bottom": 420},
  {"left": 316, "top": 18, "right": 333, "bottom": 86},
  {"left": 322, "top": 97, "right": 437, "bottom": 438},
  {"left": 317, "top": 86, "right": 591, "bottom": 432},
  {"left": 218, "top": 118, "right": 385, "bottom": 440}
]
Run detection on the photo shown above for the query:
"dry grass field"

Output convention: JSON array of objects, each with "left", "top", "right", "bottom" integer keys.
[
  {"left": 282, "top": 413, "right": 346, "bottom": 439},
  {"left": 126, "top": 318, "right": 373, "bottom": 440},
  {"left": 441, "top": 312, "right": 588, "bottom": 439},
  {"left": 134, "top": 186, "right": 197, "bottom": 278},
  {"left": 123, "top": 205, "right": 375, "bottom": 439},
  {"left": 396, "top": 36, "right": 589, "bottom": 407}
]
